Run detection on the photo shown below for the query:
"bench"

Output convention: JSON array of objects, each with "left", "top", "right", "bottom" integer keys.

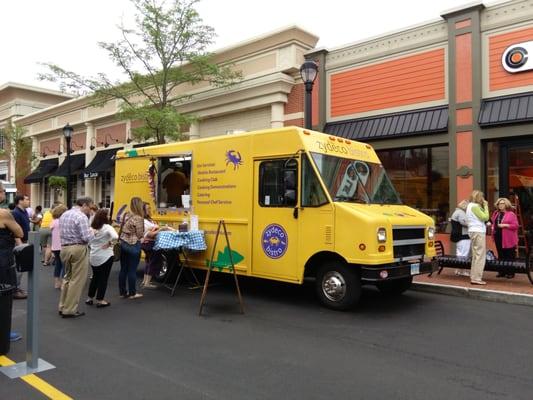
[{"left": 433, "top": 240, "right": 533, "bottom": 285}]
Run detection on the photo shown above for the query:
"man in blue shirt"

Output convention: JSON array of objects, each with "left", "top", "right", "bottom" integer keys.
[
  {"left": 11, "top": 194, "right": 30, "bottom": 299},
  {"left": 12, "top": 195, "right": 30, "bottom": 243}
]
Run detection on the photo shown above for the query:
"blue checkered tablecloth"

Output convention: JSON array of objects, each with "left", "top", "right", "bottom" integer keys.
[{"left": 153, "top": 230, "right": 207, "bottom": 251}]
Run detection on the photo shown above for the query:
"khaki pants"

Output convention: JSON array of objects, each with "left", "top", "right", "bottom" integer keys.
[
  {"left": 59, "top": 245, "right": 89, "bottom": 315},
  {"left": 469, "top": 232, "right": 486, "bottom": 282}
]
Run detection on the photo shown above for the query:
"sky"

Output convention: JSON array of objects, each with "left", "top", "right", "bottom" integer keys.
[{"left": 0, "top": 0, "right": 504, "bottom": 92}]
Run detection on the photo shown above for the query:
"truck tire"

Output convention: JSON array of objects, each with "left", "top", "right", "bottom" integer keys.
[
  {"left": 376, "top": 276, "right": 413, "bottom": 296},
  {"left": 316, "top": 262, "right": 361, "bottom": 310}
]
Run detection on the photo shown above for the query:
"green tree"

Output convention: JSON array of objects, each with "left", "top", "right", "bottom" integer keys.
[
  {"left": 0, "top": 121, "right": 34, "bottom": 182},
  {"left": 39, "top": 0, "right": 241, "bottom": 144}
]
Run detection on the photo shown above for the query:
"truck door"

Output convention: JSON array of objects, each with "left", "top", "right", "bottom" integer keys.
[{"left": 252, "top": 158, "right": 299, "bottom": 281}]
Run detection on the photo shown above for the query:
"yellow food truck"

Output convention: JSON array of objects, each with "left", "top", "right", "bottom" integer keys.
[{"left": 114, "top": 127, "right": 437, "bottom": 309}]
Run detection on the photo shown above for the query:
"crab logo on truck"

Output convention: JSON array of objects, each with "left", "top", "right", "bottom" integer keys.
[
  {"left": 261, "top": 224, "right": 288, "bottom": 259},
  {"left": 226, "top": 150, "right": 243, "bottom": 170}
]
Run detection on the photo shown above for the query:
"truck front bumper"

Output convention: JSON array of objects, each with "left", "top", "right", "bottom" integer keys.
[{"left": 360, "top": 258, "right": 438, "bottom": 282}]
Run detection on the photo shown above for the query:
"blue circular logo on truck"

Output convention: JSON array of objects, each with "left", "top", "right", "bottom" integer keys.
[{"left": 261, "top": 224, "right": 288, "bottom": 259}]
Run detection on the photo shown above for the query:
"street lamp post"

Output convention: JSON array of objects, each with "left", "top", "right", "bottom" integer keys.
[
  {"left": 63, "top": 123, "right": 74, "bottom": 208},
  {"left": 299, "top": 60, "right": 318, "bottom": 130}
]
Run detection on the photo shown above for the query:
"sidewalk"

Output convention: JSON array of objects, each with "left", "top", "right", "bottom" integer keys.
[{"left": 413, "top": 269, "right": 533, "bottom": 307}]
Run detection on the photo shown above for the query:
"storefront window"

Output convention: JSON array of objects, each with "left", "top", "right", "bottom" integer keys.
[
  {"left": 70, "top": 175, "right": 77, "bottom": 204},
  {"left": 100, "top": 172, "right": 112, "bottom": 208},
  {"left": 377, "top": 146, "right": 449, "bottom": 232},
  {"left": 43, "top": 178, "right": 51, "bottom": 208}
]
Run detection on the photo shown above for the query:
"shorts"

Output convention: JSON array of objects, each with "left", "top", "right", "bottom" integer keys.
[{"left": 39, "top": 228, "right": 52, "bottom": 247}]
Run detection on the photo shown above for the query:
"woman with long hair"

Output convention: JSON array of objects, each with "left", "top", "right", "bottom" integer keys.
[
  {"left": 141, "top": 202, "right": 161, "bottom": 289},
  {"left": 466, "top": 190, "right": 490, "bottom": 285},
  {"left": 50, "top": 204, "right": 67, "bottom": 289},
  {"left": 491, "top": 197, "right": 519, "bottom": 278},
  {"left": 118, "top": 197, "right": 145, "bottom": 299},
  {"left": 86, "top": 209, "right": 117, "bottom": 307}
]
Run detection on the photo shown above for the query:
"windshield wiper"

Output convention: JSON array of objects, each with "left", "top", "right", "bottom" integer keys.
[{"left": 333, "top": 195, "right": 367, "bottom": 204}]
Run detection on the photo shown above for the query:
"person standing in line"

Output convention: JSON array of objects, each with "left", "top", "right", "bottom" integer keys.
[
  {"left": 11, "top": 194, "right": 30, "bottom": 299},
  {"left": 85, "top": 209, "right": 117, "bottom": 308},
  {"left": 141, "top": 202, "right": 162, "bottom": 289},
  {"left": 40, "top": 205, "right": 55, "bottom": 266},
  {"left": 0, "top": 182, "right": 24, "bottom": 342},
  {"left": 466, "top": 190, "right": 490, "bottom": 285},
  {"left": 58, "top": 197, "right": 95, "bottom": 318},
  {"left": 491, "top": 197, "right": 519, "bottom": 279},
  {"left": 450, "top": 200, "right": 471, "bottom": 276},
  {"left": 119, "top": 197, "right": 145, "bottom": 299},
  {"left": 50, "top": 204, "right": 67, "bottom": 289},
  {"left": 30, "top": 205, "right": 43, "bottom": 231}
]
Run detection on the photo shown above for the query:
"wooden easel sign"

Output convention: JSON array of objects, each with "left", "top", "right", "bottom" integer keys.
[{"left": 199, "top": 220, "right": 245, "bottom": 316}]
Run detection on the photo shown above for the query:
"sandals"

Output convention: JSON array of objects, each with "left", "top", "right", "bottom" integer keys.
[
  {"left": 128, "top": 293, "right": 144, "bottom": 299},
  {"left": 143, "top": 283, "right": 158, "bottom": 289},
  {"left": 96, "top": 301, "right": 111, "bottom": 308}
]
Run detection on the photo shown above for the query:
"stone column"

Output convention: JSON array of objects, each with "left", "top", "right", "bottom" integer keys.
[
  {"left": 270, "top": 103, "right": 285, "bottom": 128},
  {"left": 189, "top": 121, "right": 200, "bottom": 140},
  {"left": 442, "top": 3, "right": 485, "bottom": 206}
]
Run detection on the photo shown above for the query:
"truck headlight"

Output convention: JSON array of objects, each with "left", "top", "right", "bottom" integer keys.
[
  {"left": 427, "top": 227, "right": 435, "bottom": 240},
  {"left": 377, "top": 228, "right": 387, "bottom": 243}
]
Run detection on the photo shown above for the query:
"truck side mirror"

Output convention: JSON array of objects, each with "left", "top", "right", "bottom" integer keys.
[{"left": 283, "top": 169, "right": 297, "bottom": 206}]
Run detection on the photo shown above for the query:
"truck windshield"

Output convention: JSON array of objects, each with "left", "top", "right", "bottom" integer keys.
[{"left": 310, "top": 152, "right": 402, "bottom": 205}]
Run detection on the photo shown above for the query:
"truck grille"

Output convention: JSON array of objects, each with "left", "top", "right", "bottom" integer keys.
[
  {"left": 392, "top": 226, "right": 426, "bottom": 260},
  {"left": 392, "top": 228, "right": 425, "bottom": 241},
  {"left": 393, "top": 243, "right": 426, "bottom": 259}
]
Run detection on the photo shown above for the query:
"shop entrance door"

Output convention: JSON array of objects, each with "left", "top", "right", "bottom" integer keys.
[{"left": 500, "top": 141, "right": 533, "bottom": 252}]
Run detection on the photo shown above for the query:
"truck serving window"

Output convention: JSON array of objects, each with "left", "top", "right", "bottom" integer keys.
[
  {"left": 259, "top": 159, "right": 297, "bottom": 207},
  {"left": 310, "top": 152, "right": 401, "bottom": 205},
  {"left": 157, "top": 155, "right": 192, "bottom": 209}
]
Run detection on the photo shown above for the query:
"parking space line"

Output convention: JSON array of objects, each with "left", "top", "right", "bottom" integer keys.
[{"left": 0, "top": 356, "right": 73, "bottom": 400}]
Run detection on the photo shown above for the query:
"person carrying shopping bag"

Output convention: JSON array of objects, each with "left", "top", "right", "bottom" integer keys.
[
  {"left": 450, "top": 199, "right": 470, "bottom": 276},
  {"left": 118, "top": 197, "right": 145, "bottom": 299}
]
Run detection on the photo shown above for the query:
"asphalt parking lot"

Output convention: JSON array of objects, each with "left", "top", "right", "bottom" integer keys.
[{"left": 2, "top": 262, "right": 533, "bottom": 400}]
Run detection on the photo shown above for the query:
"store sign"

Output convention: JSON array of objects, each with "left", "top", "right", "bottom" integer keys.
[
  {"left": 83, "top": 172, "right": 98, "bottom": 179},
  {"left": 502, "top": 41, "right": 533, "bottom": 73}
]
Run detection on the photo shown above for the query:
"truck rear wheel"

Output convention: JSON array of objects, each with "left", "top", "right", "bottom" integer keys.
[
  {"left": 316, "top": 262, "right": 361, "bottom": 310},
  {"left": 376, "top": 276, "right": 413, "bottom": 296}
]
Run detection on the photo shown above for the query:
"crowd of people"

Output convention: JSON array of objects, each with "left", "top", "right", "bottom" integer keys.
[
  {"left": 0, "top": 184, "right": 169, "bottom": 344},
  {"left": 449, "top": 189, "right": 519, "bottom": 285},
  {"left": 0, "top": 181, "right": 523, "bottom": 342}
]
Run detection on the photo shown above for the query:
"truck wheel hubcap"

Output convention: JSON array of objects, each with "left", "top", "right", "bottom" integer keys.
[{"left": 322, "top": 271, "right": 346, "bottom": 302}]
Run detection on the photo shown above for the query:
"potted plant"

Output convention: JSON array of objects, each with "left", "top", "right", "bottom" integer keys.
[{"left": 48, "top": 176, "right": 67, "bottom": 195}]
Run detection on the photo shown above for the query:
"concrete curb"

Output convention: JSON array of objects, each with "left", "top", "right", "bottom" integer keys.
[{"left": 412, "top": 282, "right": 533, "bottom": 307}]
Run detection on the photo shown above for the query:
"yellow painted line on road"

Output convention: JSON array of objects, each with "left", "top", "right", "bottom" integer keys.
[{"left": 0, "top": 355, "right": 73, "bottom": 400}]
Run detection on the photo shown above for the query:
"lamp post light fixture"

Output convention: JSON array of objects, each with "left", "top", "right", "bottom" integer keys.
[
  {"left": 299, "top": 60, "right": 318, "bottom": 130},
  {"left": 62, "top": 123, "right": 74, "bottom": 208}
]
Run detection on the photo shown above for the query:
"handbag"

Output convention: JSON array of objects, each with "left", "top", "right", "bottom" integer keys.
[{"left": 113, "top": 214, "right": 128, "bottom": 262}]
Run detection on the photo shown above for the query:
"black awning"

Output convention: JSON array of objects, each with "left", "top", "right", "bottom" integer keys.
[
  {"left": 54, "top": 154, "right": 86, "bottom": 177},
  {"left": 324, "top": 106, "right": 448, "bottom": 141},
  {"left": 478, "top": 92, "right": 533, "bottom": 127},
  {"left": 24, "top": 158, "right": 59, "bottom": 184},
  {"left": 83, "top": 149, "right": 116, "bottom": 179}
]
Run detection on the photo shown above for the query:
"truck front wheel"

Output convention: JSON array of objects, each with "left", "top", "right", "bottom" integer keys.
[
  {"left": 316, "top": 262, "right": 361, "bottom": 310},
  {"left": 376, "top": 276, "right": 413, "bottom": 296}
]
